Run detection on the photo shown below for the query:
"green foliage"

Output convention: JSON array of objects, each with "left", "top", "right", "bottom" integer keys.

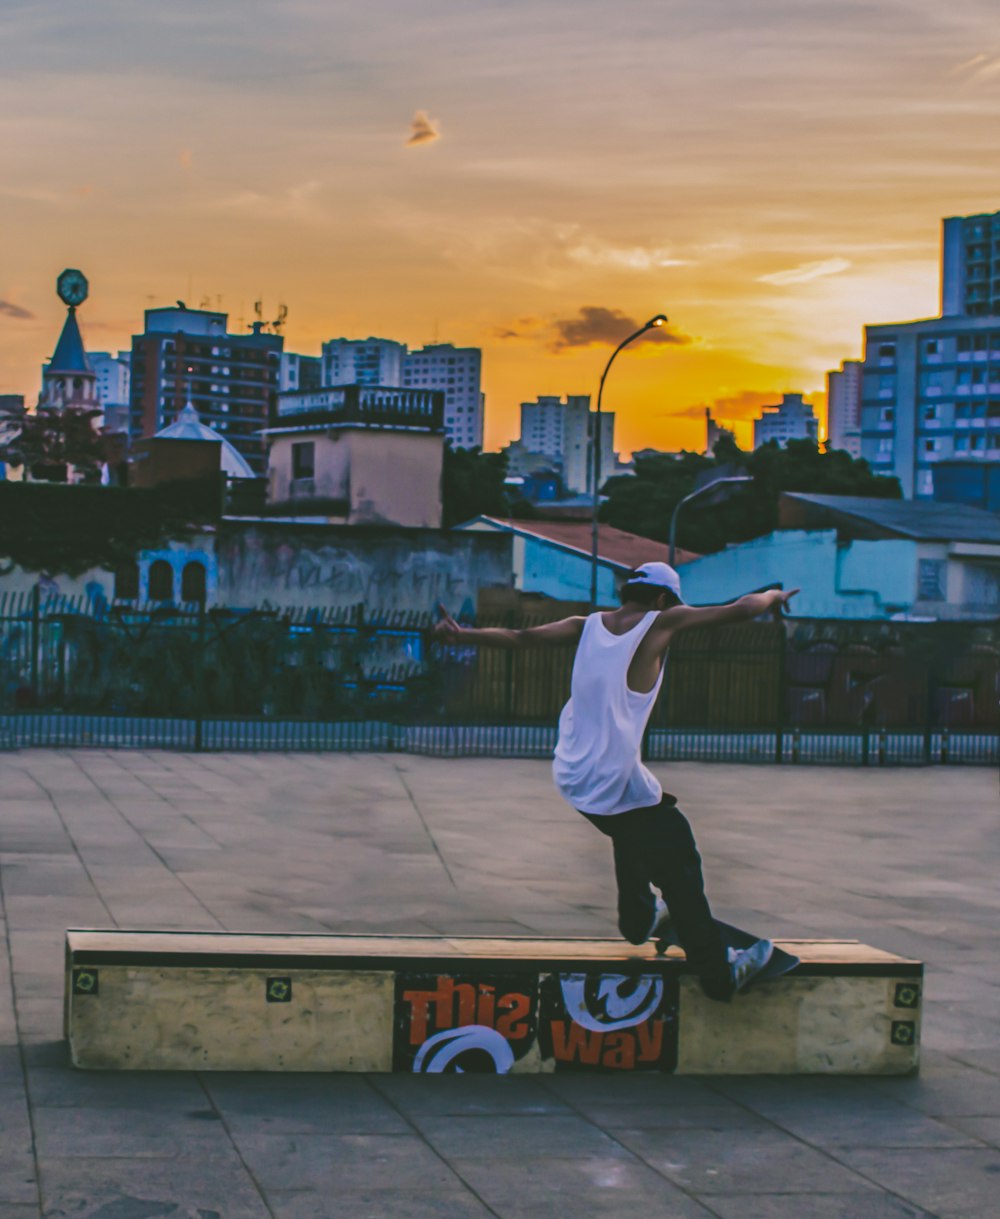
[
  {"left": 600, "top": 438, "right": 901, "bottom": 554},
  {"left": 441, "top": 444, "right": 512, "bottom": 527},
  {"left": 0, "top": 480, "right": 222, "bottom": 576}
]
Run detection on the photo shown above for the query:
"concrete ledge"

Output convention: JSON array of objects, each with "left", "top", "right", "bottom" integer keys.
[{"left": 65, "top": 930, "right": 922, "bottom": 1075}]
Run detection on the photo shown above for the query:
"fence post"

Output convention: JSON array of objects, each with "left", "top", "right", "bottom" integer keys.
[
  {"left": 29, "top": 584, "right": 42, "bottom": 706},
  {"left": 193, "top": 601, "right": 206, "bottom": 752},
  {"left": 774, "top": 620, "right": 786, "bottom": 764}
]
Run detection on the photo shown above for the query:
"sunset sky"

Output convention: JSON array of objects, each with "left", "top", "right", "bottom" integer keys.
[{"left": 2, "top": 0, "right": 999, "bottom": 454}]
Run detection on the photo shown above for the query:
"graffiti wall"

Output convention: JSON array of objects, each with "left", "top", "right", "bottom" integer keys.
[
  {"left": 394, "top": 969, "right": 679, "bottom": 1073},
  {"left": 215, "top": 522, "right": 512, "bottom": 614}
]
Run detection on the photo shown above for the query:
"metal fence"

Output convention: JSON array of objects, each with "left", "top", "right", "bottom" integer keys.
[{"left": 1, "top": 589, "right": 997, "bottom": 764}]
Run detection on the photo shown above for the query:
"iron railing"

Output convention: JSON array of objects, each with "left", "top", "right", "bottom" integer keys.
[{"left": 0, "top": 590, "right": 996, "bottom": 763}]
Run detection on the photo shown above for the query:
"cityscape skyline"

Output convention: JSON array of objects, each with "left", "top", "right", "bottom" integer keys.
[{"left": 2, "top": 1, "right": 999, "bottom": 454}]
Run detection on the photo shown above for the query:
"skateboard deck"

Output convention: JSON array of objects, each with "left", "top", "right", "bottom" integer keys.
[{"left": 654, "top": 918, "right": 800, "bottom": 986}]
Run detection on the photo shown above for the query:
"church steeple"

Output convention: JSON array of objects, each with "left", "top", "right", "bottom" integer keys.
[{"left": 39, "top": 269, "right": 98, "bottom": 411}]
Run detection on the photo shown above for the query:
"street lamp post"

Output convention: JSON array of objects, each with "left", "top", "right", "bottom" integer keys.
[
  {"left": 668, "top": 474, "right": 752, "bottom": 567},
  {"left": 590, "top": 313, "right": 669, "bottom": 607}
]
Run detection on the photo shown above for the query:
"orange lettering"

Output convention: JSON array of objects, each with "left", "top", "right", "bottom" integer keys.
[
  {"left": 636, "top": 1019, "right": 664, "bottom": 1063},
  {"left": 549, "top": 1021, "right": 603, "bottom": 1065},
  {"left": 496, "top": 992, "right": 531, "bottom": 1040},
  {"left": 602, "top": 1032, "right": 636, "bottom": 1070},
  {"left": 477, "top": 984, "right": 496, "bottom": 1028},
  {"left": 402, "top": 990, "right": 435, "bottom": 1044}
]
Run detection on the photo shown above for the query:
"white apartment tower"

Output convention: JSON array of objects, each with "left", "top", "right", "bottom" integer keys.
[
  {"left": 518, "top": 394, "right": 615, "bottom": 496},
  {"left": 403, "top": 344, "right": 483, "bottom": 449},
  {"left": 827, "top": 360, "right": 863, "bottom": 458},
  {"left": 753, "top": 393, "right": 819, "bottom": 449},
  {"left": 321, "top": 338, "right": 406, "bottom": 388}
]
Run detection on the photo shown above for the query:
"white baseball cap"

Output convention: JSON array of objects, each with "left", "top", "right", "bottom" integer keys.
[{"left": 625, "top": 561, "right": 683, "bottom": 599}]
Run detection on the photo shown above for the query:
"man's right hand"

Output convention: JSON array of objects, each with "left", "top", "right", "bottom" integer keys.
[{"left": 433, "top": 604, "right": 463, "bottom": 641}]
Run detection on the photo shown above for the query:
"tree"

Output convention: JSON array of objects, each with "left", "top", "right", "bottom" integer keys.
[
  {"left": 0, "top": 406, "right": 111, "bottom": 484},
  {"left": 442, "top": 445, "right": 524, "bottom": 527},
  {"left": 600, "top": 438, "right": 900, "bottom": 555}
]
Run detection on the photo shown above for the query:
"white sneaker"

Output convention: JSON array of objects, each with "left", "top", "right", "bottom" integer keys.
[
  {"left": 729, "top": 939, "right": 774, "bottom": 992},
  {"left": 647, "top": 895, "right": 670, "bottom": 942}
]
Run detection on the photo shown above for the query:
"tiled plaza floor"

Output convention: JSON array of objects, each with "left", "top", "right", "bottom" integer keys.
[{"left": 0, "top": 751, "right": 997, "bottom": 1217}]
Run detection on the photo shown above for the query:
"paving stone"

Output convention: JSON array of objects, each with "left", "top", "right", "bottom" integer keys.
[
  {"left": 705, "top": 1195, "right": 931, "bottom": 1218},
  {"left": 372, "top": 1074, "right": 572, "bottom": 1118},
  {"left": 229, "top": 1132, "right": 461, "bottom": 1192},
  {"left": 613, "top": 1126, "right": 879, "bottom": 1195},
  {"left": 831, "top": 1146, "right": 1000, "bottom": 1216},
  {"left": 411, "top": 1113, "right": 629, "bottom": 1160},
  {"left": 265, "top": 1189, "right": 496, "bottom": 1219},
  {"left": 450, "top": 1155, "right": 717, "bottom": 1218},
  {"left": 37, "top": 1155, "right": 272, "bottom": 1218},
  {"left": 31, "top": 1105, "right": 235, "bottom": 1160},
  {"left": 2, "top": 754, "right": 998, "bottom": 1219}
]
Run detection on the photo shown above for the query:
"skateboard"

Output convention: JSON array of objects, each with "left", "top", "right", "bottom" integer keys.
[{"left": 654, "top": 918, "right": 800, "bottom": 987}]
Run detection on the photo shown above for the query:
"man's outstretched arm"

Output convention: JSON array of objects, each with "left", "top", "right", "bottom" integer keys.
[
  {"left": 432, "top": 604, "right": 585, "bottom": 650},
  {"left": 659, "top": 587, "right": 799, "bottom": 638}
]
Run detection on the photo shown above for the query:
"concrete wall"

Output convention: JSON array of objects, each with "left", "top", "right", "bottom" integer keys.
[
  {"left": 214, "top": 523, "right": 511, "bottom": 614},
  {"left": 520, "top": 535, "right": 620, "bottom": 605},
  {"left": 348, "top": 431, "right": 442, "bottom": 528},
  {"left": 0, "top": 525, "right": 511, "bottom": 616},
  {"left": 677, "top": 530, "right": 920, "bottom": 619}
]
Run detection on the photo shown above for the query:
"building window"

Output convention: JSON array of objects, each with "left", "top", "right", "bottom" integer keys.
[
  {"left": 148, "top": 560, "right": 174, "bottom": 603},
  {"left": 181, "top": 561, "right": 207, "bottom": 604},
  {"left": 292, "top": 441, "right": 315, "bottom": 479},
  {"left": 113, "top": 562, "right": 139, "bottom": 601},
  {"left": 917, "top": 559, "right": 945, "bottom": 601},
  {"left": 878, "top": 343, "right": 896, "bottom": 361}
]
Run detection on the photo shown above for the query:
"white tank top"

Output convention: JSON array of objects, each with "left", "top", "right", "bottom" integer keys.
[{"left": 552, "top": 611, "right": 665, "bottom": 816}]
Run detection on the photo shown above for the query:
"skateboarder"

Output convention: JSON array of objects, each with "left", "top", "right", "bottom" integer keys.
[{"left": 434, "top": 562, "right": 798, "bottom": 1002}]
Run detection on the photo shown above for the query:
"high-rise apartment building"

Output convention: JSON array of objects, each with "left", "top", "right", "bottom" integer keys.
[
  {"left": 515, "top": 395, "right": 614, "bottom": 496},
  {"left": 752, "top": 393, "right": 819, "bottom": 449},
  {"left": 321, "top": 338, "right": 406, "bottom": 388},
  {"left": 129, "top": 307, "right": 282, "bottom": 475},
  {"left": 403, "top": 344, "right": 483, "bottom": 449},
  {"left": 942, "top": 210, "right": 1000, "bottom": 317},
  {"left": 860, "top": 314, "right": 1000, "bottom": 498},
  {"left": 279, "top": 353, "right": 322, "bottom": 394},
  {"left": 826, "top": 360, "right": 863, "bottom": 458},
  {"left": 89, "top": 350, "right": 132, "bottom": 433}
]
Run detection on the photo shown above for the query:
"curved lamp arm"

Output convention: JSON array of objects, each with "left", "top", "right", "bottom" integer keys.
[{"left": 590, "top": 314, "right": 669, "bottom": 606}]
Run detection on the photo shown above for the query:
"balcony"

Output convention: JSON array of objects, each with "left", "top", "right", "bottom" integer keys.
[{"left": 274, "top": 385, "right": 445, "bottom": 432}]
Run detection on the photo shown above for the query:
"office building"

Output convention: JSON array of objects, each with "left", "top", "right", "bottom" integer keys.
[
  {"left": 752, "top": 393, "right": 819, "bottom": 449},
  {"left": 321, "top": 337, "right": 405, "bottom": 388},
  {"left": 514, "top": 395, "right": 615, "bottom": 496},
  {"left": 403, "top": 343, "right": 483, "bottom": 449},
  {"left": 860, "top": 314, "right": 1000, "bottom": 498},
  {"left": 129, "top": 306, "right": 283, "bottom": 475},
  {"left": 942, "top": 209, "right": 1000, "bottom": 317},
  {"left": 279, "top": 353, "right": 322, "bottom": 394},
  {"left": 827, "top": 360, "right": 863, "bottom": 458}
]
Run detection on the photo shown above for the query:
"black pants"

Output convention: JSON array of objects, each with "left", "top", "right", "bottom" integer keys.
[{"left": 583, "top": 795, "right": 733, "bottom": 1001}]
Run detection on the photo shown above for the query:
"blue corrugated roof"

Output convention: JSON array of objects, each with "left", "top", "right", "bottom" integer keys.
[
  {"left": 48, "top": 309, "right": 92, "bottom": 374},
  {"left": 783, "top": 493, "right": 1000, "bottom": 543}
]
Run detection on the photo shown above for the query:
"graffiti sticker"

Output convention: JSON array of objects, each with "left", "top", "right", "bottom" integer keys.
[
  {"left": 394, "top": 973, "right": 538, "bottom": 1073},
  {"left": 538, "top": 972, "right": 678, "bottom": 1072}
]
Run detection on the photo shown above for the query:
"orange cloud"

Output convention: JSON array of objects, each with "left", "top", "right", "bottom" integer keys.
[
  {"left": 406, "top": 111, "right": 440, "bottom": 147},
  {"left": 0, "top": 300, "right": 34, "bottom": 321},
  {"left": 549, "top": 307, "right": 691, "bottom": 351}
]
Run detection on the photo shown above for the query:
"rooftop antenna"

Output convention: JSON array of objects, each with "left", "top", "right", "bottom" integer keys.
[
  {"left": 272, "top": 303, "right": 288, "bottom": 333},
  {"left": 254, "top": 299, "right": 263, "bottom": 321}
]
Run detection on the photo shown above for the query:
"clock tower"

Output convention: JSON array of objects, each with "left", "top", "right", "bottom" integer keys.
[{"left": 39, "top": 269, "right": 99, "bottom": 412}]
